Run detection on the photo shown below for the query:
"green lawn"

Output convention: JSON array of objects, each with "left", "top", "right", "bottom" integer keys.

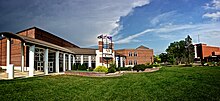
[{"left": 0, "top": 67, "right": 220, "bottom": 101}]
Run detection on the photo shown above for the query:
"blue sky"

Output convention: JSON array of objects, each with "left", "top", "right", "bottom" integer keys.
[{"left": 0, "top": 0, "right": 220, "bottom": 54}]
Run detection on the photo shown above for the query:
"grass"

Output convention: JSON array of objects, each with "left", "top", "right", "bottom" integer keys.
[{"left": 0, "top": 66, "right": 220, "bottom": 101}]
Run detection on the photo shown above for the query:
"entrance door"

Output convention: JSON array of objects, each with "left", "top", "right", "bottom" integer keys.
[
  {"left": 37, "top": 61, "right": 44, "bottom": 71},
  {"left": 48, "top": 62, "right": 53, "bottom": 72},
  {"left": 35, "top": 48, "right": 44, "bottom": 71}
]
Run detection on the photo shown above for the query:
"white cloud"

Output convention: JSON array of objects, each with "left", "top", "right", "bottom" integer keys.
[
  {"left": 132, "top": 0, "right": 151, "bottom": 7},
  {"left": 115, "top": 29, "right": 154, "bottom": 44},
  {"left": 0, "top": 0, "right": 151, "bottom": 47},
  {"left": 203, "top": 11, "right": 220, "bottom": 20},
  {"left": 151, "top": 11, "right": 176, "bottom": 25},
  {"left": 204, "top": 0, "right": 220, "bottom": 10},
  {"left": 115, "top": 23, "right": 220, "bottom": 44}
]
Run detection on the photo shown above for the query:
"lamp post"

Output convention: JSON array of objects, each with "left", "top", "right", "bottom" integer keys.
[{"left": 185, "top": 43, "right": 193, "bottom": 65}]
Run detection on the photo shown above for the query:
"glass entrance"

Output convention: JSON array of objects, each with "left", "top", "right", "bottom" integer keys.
[
  {"left": 48, "top": 62, "right": 53, "bottom": 72},
  {"left": 35, "top": 48, "right": 44, "bottom": 71}
]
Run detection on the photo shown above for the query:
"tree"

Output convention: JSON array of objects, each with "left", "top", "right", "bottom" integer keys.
[
  {"left": 166, "top": 40, "right": 186, "bottom": 64},
  {"left": 165, "top": 35, "right": 194, "bottom": 65},
  {"left": 154, "top": 55, "right": 161, "bottom": 63},
  {"left": 185, "top": 35, "right": 194, "bottom": 65},
  {"left": 159, "top": 53, "right": 168, "bottom": 63}
]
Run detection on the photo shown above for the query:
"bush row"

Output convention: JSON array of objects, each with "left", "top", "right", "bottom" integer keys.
[
  {"left": 72, "top": 64, "right": 88, "bottom": 71},
  {"left": 72, "top": 63, "right": 160, "bottom": 73}
]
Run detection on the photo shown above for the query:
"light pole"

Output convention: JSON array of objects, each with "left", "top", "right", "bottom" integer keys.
[{"left": 185, "top": 43, "right": 193, "bottom": 65}]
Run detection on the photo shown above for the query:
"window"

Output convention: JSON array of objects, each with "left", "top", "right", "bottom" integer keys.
[
  {"left": 134, "top": 60, "right": 137, "bottom": 65},
  {"left": 134, "top": 52, "right": 138, "bottom": 56},
  {"left": 129, "top": 60, "right": 132, "bottom": 65},
  {"left": 128, "top": 52, "right": 132, "bottom": 56}
]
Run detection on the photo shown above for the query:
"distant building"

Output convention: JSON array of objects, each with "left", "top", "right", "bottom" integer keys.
[
  {"left": 195, "top": 43, "right": 220, "bottom": 62},
  {"left": 115, "top": 45, "right": 154, "bottom": 67}
]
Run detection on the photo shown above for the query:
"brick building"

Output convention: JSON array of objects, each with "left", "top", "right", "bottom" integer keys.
[
  {"left": 195, "top": 43, "right": 220, "bottom": 62},
  {"left": 0, "top": 27, "right": 154, "bottom": 78},
  {"left": 115, "top": 45, "right": 154, "bottom": 67},
  {"left": 0, "top": 27, "right": 114, "bottom": 77}
]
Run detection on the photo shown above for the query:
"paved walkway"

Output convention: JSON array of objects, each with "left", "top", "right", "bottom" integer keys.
[{"left": 0, "top": 71, "right": 45, "bottom": 80}]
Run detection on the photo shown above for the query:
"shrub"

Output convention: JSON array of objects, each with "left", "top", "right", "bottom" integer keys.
[
  {"left": 133, "top": 64, "right": 146, "bottom": 72},
  {"left": 94, "top": 66, "right": 108, "bottom": 73},
  {"left": 78, "top": 64, "right": 87, "bottom": 70},
  {"left": 127, "top": 66, "right": 132, "bottom": 71},
  {"left": 119, "top": 67, "right": 127, "bottom": 71},
  {"left": 110, "top": 63, "right": 116, "bottom": 69},
  {"left": 145, "top": 65, "right": 153, "bottom": 68},
  {"left": 72, "top": 64, "right": 78, "bottom": 70},
  {"left": 152, "top": 64, "right": 160, "bottom": 67},
  {"left": 145, "top": 63, "right": 151, "bottom": 65},
  {"left": 217, "top": 62, "right": 220, "bottom": 66},
  {"left": 108, "top": 67, "right": 116, "bottom": 73},
  {"left": 108, "top": 63, "right": 116, "bottom": 73},
  {"left": 88, "top": 67, "right": 94, "bottom": 71},
  {"left": 115, "top": 67, "right": 133, "bottom": 71}
]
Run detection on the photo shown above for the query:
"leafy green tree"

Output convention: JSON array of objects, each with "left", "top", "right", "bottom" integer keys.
[
  {"left": 165, "top": 35, "right": 194, "bottom": 65},
  {"left": 185, "top": 35, "right": 194, "bottom": 65},
  {"left": 159, "top": 53, "right": 168, "bottom": 63},
  {"left": 166, "top": 40, "right": 186, "bottom": 64},
  {"left": 154, "top": 55, "right": 161, "bottom": 63}
]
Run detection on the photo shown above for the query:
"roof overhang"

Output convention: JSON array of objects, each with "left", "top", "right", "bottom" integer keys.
[
  {"left": 17, "top": 35, "right": 74, "bottom": 54},
  {"left": 0, "top": 32, "right": 26, "bottom": 42}
]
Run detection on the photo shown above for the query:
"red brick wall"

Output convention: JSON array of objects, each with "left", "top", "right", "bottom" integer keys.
[
  {"left": 0, "top": 39, "right": 7, "bottom": 66},
  {"left": 11, "top": 39, "right": 22, "bottom": 66},
  {"left": 203, "top": 46, "right": 220, "bottom": 58},
  {"left": 18, "top": 28, "right": 35, "bottom": 38},
  {"left": 196, "top": 44, "right": 220, "bottom": 59},
  {"left": 0, "top": 38, "right": 28, "bottom": 67},
  {"left": 34, "top": 28, "right": 79, "bottom": 48},
  {"left": 116, "top": 49, "right": 153, "bottom": 65},
  {"left": 98, "top": 41, "right": 103, "bottom": 52}
]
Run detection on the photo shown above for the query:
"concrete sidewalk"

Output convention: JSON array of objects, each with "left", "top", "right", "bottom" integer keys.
[{"left": 0, "top": 71, "right": 45, "bottom": 80}]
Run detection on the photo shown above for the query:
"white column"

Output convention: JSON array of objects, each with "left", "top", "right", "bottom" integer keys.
[
  {"left": 63, "top": 53, "right": 66, "bottom": 72},
  {"left": 55, "top": 51, "right": 59, "bottom": 73},
  {"left": 68, "top": 54, "right": 71, "bottom": 70},
  {"left": 116, "top": 57, "right": 119, "bottom": 68},
  {"left": 44, "top": 48, "right": 49, "bottom": 75},
  {"left": 194, "top": 45, "right": 197, "bottom": 58},
  {"left": 72, "top": 55, "right": 75, "bottom": 65},
  {"left": 6, "top": 38, "right": 10, "bottom": 66},
  {"left": 21, "top": 42, "right": 25, "bottom": 72},
  {"left": 88, "top": 56, "right": 92, "bottom": 67},
  {"left": 120, "top": 57, "right": 123, "bottom": 67},
  {"left": 80, "top": 55, "right": 83, "bottom": 65},
  {"left": 29, "top": 45, "right": 35, "bottom": 77},
  {"left": 7, "top": 64, "right": 14, "bottom": 79}
]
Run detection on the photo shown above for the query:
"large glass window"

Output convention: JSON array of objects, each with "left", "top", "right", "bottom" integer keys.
[
  {"left": 134, "top": 52, "right": 138, "bottom": 56},
  {"left": 128, "top": 52, "right": 132, "bottom": 56},
  {"left": 129, "top": 60, "right": 132, "bottom": 65},
  {"left": 134, "top": 60, "right": 137, "bottom": 65}
]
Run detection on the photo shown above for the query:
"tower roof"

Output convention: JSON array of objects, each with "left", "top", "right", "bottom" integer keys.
[{"left": 136, "top": 45, "right": 149, "bottom": 49}]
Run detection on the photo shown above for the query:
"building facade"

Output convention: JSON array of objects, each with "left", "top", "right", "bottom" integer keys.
[
  {"left": 0, "top": 27, "right": 154, "bottom": 78},
  {"left": 0, "top": 27, "right": 114, "bottom": 77},
  {"left": 115, "top": 45, "right": 154, "bottom": 67},
  {"left": 195, "top": 43, "right": 220, "bottom": 62}
]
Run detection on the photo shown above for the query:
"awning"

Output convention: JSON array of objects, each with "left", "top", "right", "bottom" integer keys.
[
  {"left": 17, "top": 35, "right": 75, "bottom": 54},
  {"left": 0, "top": 32, "right": 26, "bottom": 42}
]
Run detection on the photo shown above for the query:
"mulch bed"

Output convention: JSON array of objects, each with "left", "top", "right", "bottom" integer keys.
[
  {"left": 65, "top": 71, "right": 107, "bottom": 77},
  {"left": 64, "top": 68, "right": 160, "bottom": 77}
]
